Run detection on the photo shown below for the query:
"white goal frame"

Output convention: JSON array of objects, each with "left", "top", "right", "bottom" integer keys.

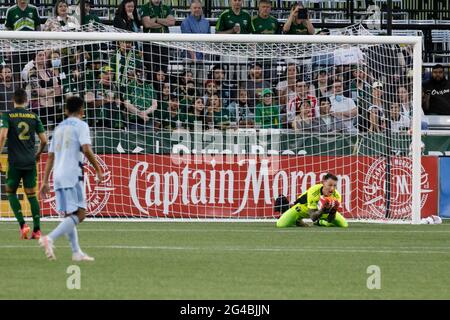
[{"left": 0, "top": 31, "right": 423, "bottom": 224}]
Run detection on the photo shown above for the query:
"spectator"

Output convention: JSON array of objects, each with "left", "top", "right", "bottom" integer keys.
[
  {"left": 329, "top": 80, "right": 357, "bottom": 133},
  {"left": 255, "top": 89, "right": 280, "bottom": 129},
  {"left": 81, "top": 0, "right": 101, "bottom": 25},
  {"left": 114, "top": 0, "right": 141, "bottom": 32},
  {"left": 398, "top": 85, "right": 412, "bottom": 117},
  {"left": 282, "top": 3, "right": 315, "bottom": 35},
  {"left": 317, "top": 97, "right": 343, "bottom": 133},
  {"left": 179, "top": 80, "right": 197, "bottom": 115},
  {"left": 207, "top": 94, "right": 230, "bottom": 130},
  {"left": 286, "top": 79, "right": 317, "bottom": 126},
  {"left": 156, "top": 92, "right": 180, "bottom": 131},
  {"left": 179, "top": 96, "right": 208, "bottom": 131},
  {"left": 61, "top": 63, "right": 86, "bottom": 100},
  {"left": 109, "top": 41, "right": 143, "bottom": 87},
  {"left": 141, "top": 0, "right": 175, "bottom": 73},
  {"left": 390, "top": 102, "right": 410, "bottom": 132},
  {"left": 276, "top": 63, "right": 297, "bottom": 108},
  {"left": 368, "top": 81, "right": 386, "bottom": 133},
  {"left": 349, "top": 67, "right": 371, "bottom": 131},
  {"left": 216, "top": 0, "right": 254, "bottom": 34},
  {"left": 246, "top": 61, "right": 271, "bottom": 109},
  {"left": 203, "top": 79, "right": 219, "bottom": 107},
  {"left": 423, "top": 64, "right": 450, "bottom": 115},
  {"left": 43, "top": 0, "right": 80, "bottom": 31},
  {"left": 153, "top": 68, "right": 168, "bottom": 96},
  {"left": 27, "top": 50, "right": 62, "bottom": 128},
  {"left": 5, "top": 0, "right": 41, "bottom": 31},
  {"left": 180, "top": 0, "right": 210, "bottom": 61},
  {"left": 210, "top": 65, "right": 237, "bottom": 109},
  {"left": 251, "top": 0, "right": 280, "bottom": 34},
  {"left": 0, "top": 65, "right": 15, "bottom": 111},
  {"left": 313, "top": 69, "right": 332, "bottom": 100},
  {"left": 291, "top": 98, "right": 319, "bottom": 132},
  {"left": 123, "top": 70, "right": 158, "bottom": 130},
  {"left": 227, "top": 86, "right": 254, "bottom": 128},
  {"left": 85, "top": 66, "right": 124, "bottom": 130}
]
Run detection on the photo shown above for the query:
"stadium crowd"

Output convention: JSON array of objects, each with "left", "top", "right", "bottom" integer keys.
[{"left": 0, "top": 0, "right": 445, "bottom": 133}]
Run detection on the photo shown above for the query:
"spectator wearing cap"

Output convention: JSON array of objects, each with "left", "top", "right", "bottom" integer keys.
[
  {"left": 114, "top": 0, "right": 142, "bottom": 32},
  {"left": 251, "top": 0, "right": 280, "bottom": 34},
  {"left": 216, "top": 0, "right": 254, "bottom": 34},
  {"left": 85, "top": 65, "right": 124, "bottom": 130},
  {"left": 81, "top": 1, "right": 101, "bottom": 25},
  {"left": 329, "top": 80, "right": 357, "bottom": 133},
  {"left": 43, "top": 0, "right": 80, "bottom": 31},
  {"left": 246, "top": 61, "right": 271, "bottom": 110},
  {"left": 423, "top": 64, "right": 450, "bottom": 115},
  {"left": 255, "top": 88, "right": 280, "bottom": 129},
  {"left": 282, "top": 3, "right": 315, "bottom": 35},
  {"left": 367, "top": 81, "right": 386, "bottom": 133}
]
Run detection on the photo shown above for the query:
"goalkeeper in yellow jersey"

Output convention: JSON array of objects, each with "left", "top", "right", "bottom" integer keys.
[{"left": 275, "top": 173, "right": 348, "bottom": 228}]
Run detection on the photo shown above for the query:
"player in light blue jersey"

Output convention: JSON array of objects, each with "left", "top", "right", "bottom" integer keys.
[{"left": 39, "top": 96, "right": 104, "bottom": 261}]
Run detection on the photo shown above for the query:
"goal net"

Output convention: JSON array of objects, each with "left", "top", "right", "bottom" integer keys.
[{"left": 0, "top": 25, "right": 423, "bottom": 223}]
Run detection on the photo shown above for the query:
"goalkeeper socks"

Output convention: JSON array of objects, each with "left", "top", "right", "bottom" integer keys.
[
  {"left": 27, "top": 195, "right": 41, "bottom": 232},
  {"left": 66, "top": 227, "right": 81, "bottom": 254},
  {"left": 48, "top": 214, "right": 80, "bottom": 242},
  {"left": 7, "top": 193, "right": 25, "bottom": 227}
]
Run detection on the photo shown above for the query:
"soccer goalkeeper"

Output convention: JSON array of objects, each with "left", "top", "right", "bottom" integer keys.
[{"left": 275, "top": 173, "right": 348, "bottom": 228}]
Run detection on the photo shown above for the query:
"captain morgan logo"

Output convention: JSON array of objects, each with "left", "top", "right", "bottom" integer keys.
[
  {"left": 44, "top": 154, "right": 114, "bottom": 216},
  {"left": 363, "top": 157, "right": 433, "bottom": 218}
]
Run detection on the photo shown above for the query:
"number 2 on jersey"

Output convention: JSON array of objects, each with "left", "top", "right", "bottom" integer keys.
[{"left": 18, "top": 122, "right": 30, "bottom": 140}]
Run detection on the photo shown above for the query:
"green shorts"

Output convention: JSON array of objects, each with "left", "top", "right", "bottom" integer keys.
[{"left": 6, "top": 166, "right": 37, "bottom": 190}]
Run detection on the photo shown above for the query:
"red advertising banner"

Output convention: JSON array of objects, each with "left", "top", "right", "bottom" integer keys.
[{"left": 37, "top": 155, "right": 438, "bottom": 220}]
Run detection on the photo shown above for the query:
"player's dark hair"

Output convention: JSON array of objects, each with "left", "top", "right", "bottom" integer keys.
[
  {"left": 66, "top": 96, "right": 84, "bottom": 114},
  {"left": 323, "top": 173, "right": 338, "bottom": 181},
  {"left": 13, "top": 88, "right": 28, "bottom": 105}
]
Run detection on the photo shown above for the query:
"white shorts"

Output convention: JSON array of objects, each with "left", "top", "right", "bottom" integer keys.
[{"left": 55, "top": 182, "right": 86, "bottom": 214}]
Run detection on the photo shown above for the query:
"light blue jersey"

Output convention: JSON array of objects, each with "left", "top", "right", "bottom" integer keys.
[{"left": 49, "top": 117, "right": 91, "bottom": 190}]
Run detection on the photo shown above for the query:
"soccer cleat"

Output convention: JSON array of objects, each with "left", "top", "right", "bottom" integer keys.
[
  {"left": 39, "top": 236, "right": 56, "bottom": 260},
  {"left": 72, "top": 252, "right": 95, "bottom": 262},
  {"left": 20, "top": 224, "right": 30, "bottom": 240},
  {"left": 30, "top": 230, "right": 41, "bottom": 240}
]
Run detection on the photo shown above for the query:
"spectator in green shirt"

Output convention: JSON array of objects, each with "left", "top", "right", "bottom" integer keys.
[
  {"left": 207, "top": 94, "right": 230, "bottom": 130},
  {"left": 5, "top": 0, "right": 41, "bottom": 31},
  {"left": 255, "top": 88, "right": 280, "bottom": 129},
  {"left": 252, "top": 0, "right": 280, "bottom": 34},
  {"left": 81, "top": 1, "right": 101, "bottom": 25},
  {"left": 282, "top": 3, "right": 315, "bottom": 35},
  {"left": 141, "top": 0, "right": 175, "bottom": 73},
  {"left": 216, "top": 0, "right": 254, "bottom": 34}
]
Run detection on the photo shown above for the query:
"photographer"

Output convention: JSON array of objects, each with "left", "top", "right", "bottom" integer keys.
[{"left": 282, "top": 3, "right": 315, "bottom": 35}]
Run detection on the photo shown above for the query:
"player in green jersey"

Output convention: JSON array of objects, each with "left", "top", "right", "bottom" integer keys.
[
  {"left": 275, "top": 173, "right": 348, "bottom": 228},
  {"left": 0, "top": 88, "right": 48, "bottom": 239}
]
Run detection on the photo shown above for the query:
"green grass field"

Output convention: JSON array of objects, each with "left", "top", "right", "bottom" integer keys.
[{"left": 1, "top": 221, "right": 450, "bottom": 299}]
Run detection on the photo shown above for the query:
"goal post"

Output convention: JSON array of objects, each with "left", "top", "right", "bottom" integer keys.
[{"left": 0, "top": 29, "right": 424, "bottom": 223}]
